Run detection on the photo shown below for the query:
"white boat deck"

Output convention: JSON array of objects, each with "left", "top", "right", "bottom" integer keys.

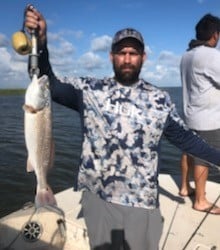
[
  {"left": 0, "top": 174, "right": 220, "bottom": 250},
  {"left": 159, "top": 174, "right": 220, "bottom": 250}
]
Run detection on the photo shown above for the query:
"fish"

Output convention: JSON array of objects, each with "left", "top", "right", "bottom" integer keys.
[{"left": 23, "top": 74, "right": 56, "bottom": 208}]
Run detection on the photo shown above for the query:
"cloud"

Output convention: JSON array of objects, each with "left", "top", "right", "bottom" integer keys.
[
  {"left": 46, "top": 32, "right": 111, "bottom": 77},
  {"left": 0, "top": 29, "right": 182, "bottom": 88},
  {"left": 78, "top": 52, "right": 104, "bottom": 70},
  {"left": 141, "top": 50, "right": 181, "bottom": 87},
  {"left": 50, "top": 39, "right": 75, "bottom": 57},
  {"left": 0, "top": 33, "right": 9, "bottom": 47},
  {"left": 158, "top": 50, "right": 180, "bottom": 66},
  {"left": 0, "top": 47, "right": 29, "bottom": 88},
  {"left": 61, "top": 29, "right": 84, "bottom": 40},
  {"left": 51, "top": 28, "right": 84, "bottom": 40},
  {"left": 91, "top": 35, "right": 112, "bottom": 52}
]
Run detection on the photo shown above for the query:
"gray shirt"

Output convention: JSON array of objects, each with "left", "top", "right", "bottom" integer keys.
[{"left": 180, "top": 45, "right": 220, "bottom": 130}]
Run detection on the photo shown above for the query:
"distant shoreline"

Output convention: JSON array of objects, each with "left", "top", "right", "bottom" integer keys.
[
  {"left": 0, "top": 89, "right": 25, "bottom": 96},
  {"left": 0, "top": 86, "right": 181, "bottom": 96}
]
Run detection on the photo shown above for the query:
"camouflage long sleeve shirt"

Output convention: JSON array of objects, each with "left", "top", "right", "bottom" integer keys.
[{"left": 35, "top": 48, "right": 220, "bottom": 209}]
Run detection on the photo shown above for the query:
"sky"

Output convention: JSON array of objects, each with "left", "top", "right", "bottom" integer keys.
[{"left": 1, "top": 0, "right": 220, "bottom": 89}]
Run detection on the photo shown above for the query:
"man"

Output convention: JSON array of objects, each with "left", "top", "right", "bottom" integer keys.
[
  {"left": 25, "top": 6, "right": 220, "bottom": 250},
  {"left": 180, "top": 13, "right": 220, "bottom": 215}
]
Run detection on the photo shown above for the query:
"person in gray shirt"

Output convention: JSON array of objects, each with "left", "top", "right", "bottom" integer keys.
[{"left": 180, "top": 13, "right": 220, "bottom": 215}]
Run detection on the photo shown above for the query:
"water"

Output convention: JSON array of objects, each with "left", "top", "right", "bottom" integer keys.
[
  {"left": 0, "top": 95, "right": 82, "bottom": 217},
  {"left": 0, "top": 87, "right": 219, "bottom": 218}
]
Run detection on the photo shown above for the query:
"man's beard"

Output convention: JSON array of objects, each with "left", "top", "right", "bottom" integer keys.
[{"left": 113, "top": 62, "right": 142, "bottom": 86}]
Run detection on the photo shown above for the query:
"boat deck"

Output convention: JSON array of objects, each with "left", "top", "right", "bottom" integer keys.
[
  {"left": 0, "top": 174, "right": 220, "bottom": 250},
  {"left": 159, "top": 174, "right": 220, "bottom": 250}
]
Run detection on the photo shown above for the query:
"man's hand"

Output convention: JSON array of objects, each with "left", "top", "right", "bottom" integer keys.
[{"left": 25, "top": 5, "right": 47, "bottom": 48}]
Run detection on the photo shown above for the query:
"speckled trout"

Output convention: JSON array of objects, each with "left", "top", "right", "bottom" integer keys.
[{"left": 23, "top": 74, "right": 56, "bottom": 207}]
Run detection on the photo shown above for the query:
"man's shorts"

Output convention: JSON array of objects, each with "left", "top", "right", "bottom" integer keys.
[
  {"left": 193, "top": 128, "right": 220, "bottom": 166},
  {"left": 81, "top": 191, "right": 163, "bottom": 250}
]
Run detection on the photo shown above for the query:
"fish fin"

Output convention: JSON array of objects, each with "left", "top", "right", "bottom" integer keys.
[
  {"left": 35, "top": 185, "right": 57, "bottom": 208},
  {"left": 26, "top": 158, "right": 34, "bottom": 172},
  {"left": 22, "top": 104, "right": 26, "bottom": 111}
]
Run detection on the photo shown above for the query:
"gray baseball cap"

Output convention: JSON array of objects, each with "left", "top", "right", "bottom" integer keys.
[{"left": 111, "top": 28, "right": 144, "bottom": 51}]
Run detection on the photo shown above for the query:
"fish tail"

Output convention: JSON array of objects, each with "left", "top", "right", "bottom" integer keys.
[{"left": 35, "top": 185, "right": 57, "bottom": 208}]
